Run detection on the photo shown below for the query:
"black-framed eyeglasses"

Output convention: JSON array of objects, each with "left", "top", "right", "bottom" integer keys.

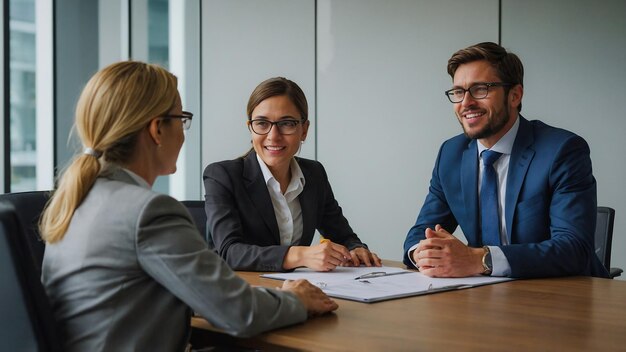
[
  {"left": 444, "top": 82, "right": 512, "bottom": 103},
  {"left": 247, "top": 119, "right": 304, "bottom": 135},
  {"left": 162, "top": 111, "right": 193, "bottom": 130}
]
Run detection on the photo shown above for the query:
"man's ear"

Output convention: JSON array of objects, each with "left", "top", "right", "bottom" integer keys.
[
  {"left": 509, "top": 84, "right": 523, "bottom": 110},
  {"left": 147, "top": 118, "right": 162, "bottom": 146}
]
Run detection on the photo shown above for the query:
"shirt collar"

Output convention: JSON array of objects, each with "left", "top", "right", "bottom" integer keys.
[
  {"left": 477, "top": 115, "right": 520, "bottom": 155},
  {"left": 121, "top": 168, "right": 151, "bottom": 189},
  {"left": 256, "top": 154, "right": 306, "bottom": 191}
]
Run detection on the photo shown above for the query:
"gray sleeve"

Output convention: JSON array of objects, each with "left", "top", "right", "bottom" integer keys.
[{"left": 134, "top": 194, "right": 307, "bottom": 337}]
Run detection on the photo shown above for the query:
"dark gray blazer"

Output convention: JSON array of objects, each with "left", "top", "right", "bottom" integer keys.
[
  {"left": 203, "top": 152, "right": 366, "bottom": 271},
  {"left": 42, "top": 168, "right": 306, "bottom": 352}
]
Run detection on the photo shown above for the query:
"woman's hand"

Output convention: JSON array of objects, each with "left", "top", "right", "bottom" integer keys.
[
  {"left": 344, "top": 247, "right": 382, "bottom": 267},
  {"left": 281, "top": 279, "right": 338, "bottom": 317},
  {"left": 283, "top": 242, "right": 351, "bottom": 271}
]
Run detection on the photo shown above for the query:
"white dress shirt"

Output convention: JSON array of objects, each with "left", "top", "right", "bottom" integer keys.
[{"left": 257, "top": 154, "right": 305, "bottom": 245}]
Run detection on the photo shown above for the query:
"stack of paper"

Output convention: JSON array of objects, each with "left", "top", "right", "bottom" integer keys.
[{"left": 262, "top": 266, "right": 512, "bottom": 303}]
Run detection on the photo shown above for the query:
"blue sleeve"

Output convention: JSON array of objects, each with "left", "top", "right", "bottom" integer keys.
[
  {"left": 500, "top": 135, "right": 605, "bottom": 278},
  {"left": 403, "top": 144, "right": 458, "bottom": 268}
]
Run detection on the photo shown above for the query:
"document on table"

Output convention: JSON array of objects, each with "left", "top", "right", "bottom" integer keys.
[{"left": 261, "top": 266, "right": 512, "bottom": 303}]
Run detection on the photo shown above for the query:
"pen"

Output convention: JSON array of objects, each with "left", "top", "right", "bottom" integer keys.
[
  {"left": 426, "top": 284, "right": 473, "bottom": 292},
  {"left": 354, "top": 271, "right": 411, "bottom": 280}
]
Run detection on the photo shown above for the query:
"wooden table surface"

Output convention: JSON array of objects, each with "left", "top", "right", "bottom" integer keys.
[{"left": 192, "top": 261, "right": 626, "bottom": 351}]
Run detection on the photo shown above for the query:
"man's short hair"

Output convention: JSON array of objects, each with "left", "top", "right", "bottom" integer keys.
[{"left": 447, "top": 42, "right": 524, "bottom": 112}]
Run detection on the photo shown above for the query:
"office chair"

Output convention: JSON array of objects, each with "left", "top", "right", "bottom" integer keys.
[
  {"left": 0, "top": 191, "right": 51, "bottom": 273},
  {"left": 595, "top": 206, "right": 623, "bottom": 279},
  {"left": 0, "top": 204, "right": 63, "bottom": 351},
  {"left": 181, "top": 200, "right": 215, "bottom": 250}
]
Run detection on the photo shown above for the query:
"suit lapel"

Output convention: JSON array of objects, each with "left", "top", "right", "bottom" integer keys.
[
  {"left": 243, "top": 153, "right": 280, "bottom": 242},
  {"left": 460, "top": 139, "right": 479, "bottom": 244},
  {"left": 505, "top": 117, "right": 535, "bottom": 243},
  {"left": 295, "top": 158, "right": 315, "bottom": 244}
]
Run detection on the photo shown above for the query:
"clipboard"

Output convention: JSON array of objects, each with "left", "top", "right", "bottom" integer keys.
[{"left": 261, "top": 266, "right": 512, "bottom": 303}]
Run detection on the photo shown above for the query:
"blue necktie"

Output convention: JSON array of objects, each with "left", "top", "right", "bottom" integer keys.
[{"left": 481, "top": 150, "right": 503, "bottom": 246}]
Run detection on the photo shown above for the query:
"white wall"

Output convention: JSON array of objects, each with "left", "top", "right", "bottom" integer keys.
[
  {"left": 199, "top": 0, "right": 626, "bottom": 277},
  {"left": 201, "top": 0, "right": 316, "bottom": 165},
  {"left": 316, "top": 0, "right": 498, "bottom": 261}
]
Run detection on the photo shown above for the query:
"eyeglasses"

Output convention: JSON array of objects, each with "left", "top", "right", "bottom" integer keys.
[
  {"left": 247, "top": 119, "right": 304, "bottom": 135},
  {"left": 162, "top": 111, "right": 193, "bottom": 130},
  {"left": 444, "top": 82, "right": 512, "bottom": 103}
]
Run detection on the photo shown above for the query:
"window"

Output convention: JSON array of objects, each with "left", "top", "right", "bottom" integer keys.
[
  {"left": 7, "top": 0, "right": 54, "bottom": 192},
  {"left": 9, "top": 0, "right": 37, "bottom": 191},
  {"left": 132, "top": 0, "right": 202, "bottom": 199},
  {"left": 145, "top": 0, "right": 170, "bottom": 194}
]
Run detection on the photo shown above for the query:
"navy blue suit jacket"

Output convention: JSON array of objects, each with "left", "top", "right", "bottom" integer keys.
[
  {"left": 203, "top": 152, "right": 366, "bottom": 271},
  {"left": 403, "top": 117, "right": 608, "bottom": 278}
]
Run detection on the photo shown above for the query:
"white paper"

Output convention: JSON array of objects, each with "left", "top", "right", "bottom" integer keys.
[{"left": 262, "top": 266, "right": 512, "bottom": 303}]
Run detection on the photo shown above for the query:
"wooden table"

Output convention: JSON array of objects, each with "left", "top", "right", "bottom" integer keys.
[{"left": 192, "top": 262, "right": 626, "bottom": 351}]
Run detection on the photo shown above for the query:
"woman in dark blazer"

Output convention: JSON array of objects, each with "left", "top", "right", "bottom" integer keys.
[{"left": 204, "top": 77, "right": 381, "bottom": 272}]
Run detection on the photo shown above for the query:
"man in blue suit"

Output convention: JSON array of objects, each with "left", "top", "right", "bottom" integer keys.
[{"left": 403, "top": 42, "right": 608, "bottom": 278}]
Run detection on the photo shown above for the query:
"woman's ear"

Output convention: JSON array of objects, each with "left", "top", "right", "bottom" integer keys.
[
  {"left": 301, "top": 119, "right": 310, "bottom": 142},
  {"left": 147, "top": 118, "right": 162, "bottom": 146}
]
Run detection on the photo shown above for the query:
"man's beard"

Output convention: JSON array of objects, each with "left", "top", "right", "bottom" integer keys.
[{"left": 461, "top": 100, "right": 510, "bottom": 140}]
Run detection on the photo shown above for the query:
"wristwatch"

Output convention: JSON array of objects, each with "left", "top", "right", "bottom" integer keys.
[{"left": 481, "top": 246, "right": 493, "bottom": 276}]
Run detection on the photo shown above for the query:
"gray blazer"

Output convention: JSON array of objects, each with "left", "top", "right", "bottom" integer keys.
[{"left": 42, "top": 168, "right": 306, "bottom": 352}]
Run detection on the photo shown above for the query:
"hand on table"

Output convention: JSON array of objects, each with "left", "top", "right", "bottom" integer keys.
[
  {"left": 412, "top": 224, "right": 484, "bottom": 277},
  {"left": 281, "top": 279, "right": 338, "bottom": 317},
  {"left": 283, "top": 241, "right": 351, "bottom": 271},
  {"left": 343, "top": 247, "right": 382, "bottom": 267}
]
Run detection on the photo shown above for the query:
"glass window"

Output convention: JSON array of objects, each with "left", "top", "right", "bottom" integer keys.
[
  {"left": 148, "top": 0, "right": 169, "bottom": 67},
  {"left": 9, "top": 0, "right": 37, "bottom": 191},
  {"left": 123, "top": 0, "right": 202, "bottom": 199},
  {"left": 146, "top": 0, "right": 170, "bottom": 194}
]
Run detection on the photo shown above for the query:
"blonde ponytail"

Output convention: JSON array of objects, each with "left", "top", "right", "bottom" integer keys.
[{"left": 40, "top": 153, "right": 101, "bottom": 243}]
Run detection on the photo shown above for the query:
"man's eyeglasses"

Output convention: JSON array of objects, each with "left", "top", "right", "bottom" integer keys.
[
  {"left": 247, "top": 119, "right": 304, "bottom": 135},
  {"left": 162, "top": 111, "right": 193, "bottom": 130},
  {"left": 444, "top": 82, "right": 512, "bottom": 103}
]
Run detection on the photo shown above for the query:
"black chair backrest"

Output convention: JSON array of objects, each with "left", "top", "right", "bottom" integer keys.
[
  {"left": 0, "top": 191, "right": 51, "bottom": 273},
  {"left": 595, "top": 206, "right": 615, "bottom": 270},
  {"left": 0, "top": 203, "right": 62, "bottom": 351},
  {"left": 181, "top": 200, "right": 214, "bottom": 250}
]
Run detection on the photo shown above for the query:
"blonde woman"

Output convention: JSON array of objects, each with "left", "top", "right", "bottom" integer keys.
[{"left": 40, "top": 61, "right": 337, "bottom": 352}]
